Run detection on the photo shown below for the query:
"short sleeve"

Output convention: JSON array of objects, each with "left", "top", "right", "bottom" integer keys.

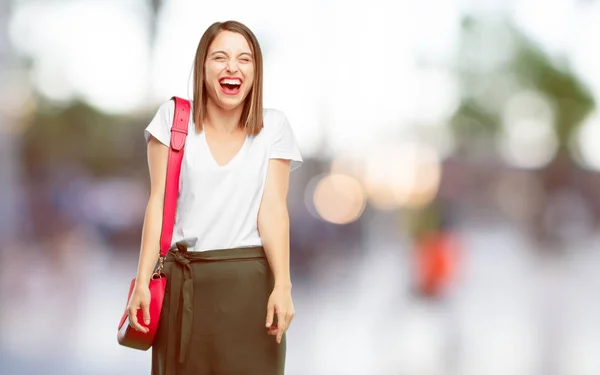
[
  {"left": 270, "top": 112, "right": 303, "bottom": 172},
  {"left": 144, "top": 100, "right": 175, "bottom": 146}
]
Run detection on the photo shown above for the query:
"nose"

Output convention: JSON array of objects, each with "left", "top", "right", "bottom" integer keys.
[{"left": 226, "top": 59, "right": 238, "bottom": 73}]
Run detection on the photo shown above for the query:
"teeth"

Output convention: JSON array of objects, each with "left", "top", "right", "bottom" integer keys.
[{"left": 221, "top": 79, "right": 241, "bottom": 85}]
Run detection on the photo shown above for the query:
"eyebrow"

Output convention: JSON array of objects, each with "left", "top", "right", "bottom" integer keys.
[{"left": 210, "top": 50, "right": 253, "bottom": 57}]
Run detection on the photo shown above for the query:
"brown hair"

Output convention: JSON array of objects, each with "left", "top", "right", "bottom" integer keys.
[{"left": 192, "top": 20, "right": 264, "bottom": 136}]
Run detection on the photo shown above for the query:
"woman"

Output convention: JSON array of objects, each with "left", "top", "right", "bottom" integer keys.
[{"left": 126, "top": 20, "right": 303, "bottom": 375}]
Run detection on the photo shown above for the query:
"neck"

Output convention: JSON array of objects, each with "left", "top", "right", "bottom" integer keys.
[{"left": 204, "top": 99, "right": 244, "bottom": 134}]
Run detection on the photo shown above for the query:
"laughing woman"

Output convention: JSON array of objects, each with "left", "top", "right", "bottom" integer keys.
[{"left": 126, "top": 20, "right": 302, "bottom": 375}]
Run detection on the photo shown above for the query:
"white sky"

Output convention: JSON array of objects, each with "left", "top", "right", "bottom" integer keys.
[{"left": 7, "top": 0, "right": 600, "bottom": 161}]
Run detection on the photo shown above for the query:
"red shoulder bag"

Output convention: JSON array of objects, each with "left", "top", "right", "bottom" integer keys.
[{"left": 117, "top": 96, "right": 190, "bottom": 350}]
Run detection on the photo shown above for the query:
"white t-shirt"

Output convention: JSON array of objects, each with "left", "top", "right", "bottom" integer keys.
[{"left": 144, "top": 100, "right": 303, "bottom": 252}]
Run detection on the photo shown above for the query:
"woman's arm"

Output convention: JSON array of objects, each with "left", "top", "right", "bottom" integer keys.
[
  {"left": 136, "top": 137, "right": 169, "bottom": 286},
  {"left": 258, "top": 158, "right": 295, "bottom": 343},
  {"left": 258, "top": 158, "right": 293, "bottom": 288},
  {"left": 127, "top": 137, "right": 168, "bottom": 332}
]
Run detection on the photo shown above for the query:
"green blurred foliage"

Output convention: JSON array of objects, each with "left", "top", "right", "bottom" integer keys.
[
  {"left": 451, "top": 16, "right": 595, "bottom": 148},
  {"left": 21, "top": 97, "right": 149, "bottom": 179},
  {"left": 411, "top": 16, "right": 596, "bottom": 240}
]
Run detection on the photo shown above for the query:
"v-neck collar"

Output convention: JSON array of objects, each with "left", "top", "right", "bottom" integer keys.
[{"left": 201, "top": 132, "right": 248, "bottom": 170}]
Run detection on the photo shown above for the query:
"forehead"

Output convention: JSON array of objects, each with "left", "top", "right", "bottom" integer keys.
[{"left": 209, "top": 30, "right": 252, "bottom": 53}]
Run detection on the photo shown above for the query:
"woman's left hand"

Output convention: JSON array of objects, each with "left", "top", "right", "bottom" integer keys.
[{"left": 265, "top": 285, "right": 295, "bottom": 344}]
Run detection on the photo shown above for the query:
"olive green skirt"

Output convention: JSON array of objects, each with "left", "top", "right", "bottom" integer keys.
[{"left": 151, "top": 244, "right": 286, "bottom": 375}]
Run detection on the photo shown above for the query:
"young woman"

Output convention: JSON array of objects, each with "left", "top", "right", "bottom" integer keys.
[{"left": 126, "top": 20, "right": 303, "bottom": 375}]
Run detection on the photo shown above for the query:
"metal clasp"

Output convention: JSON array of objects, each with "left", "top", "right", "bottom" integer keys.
[{"left": 152, "top": 256, "right": 165, "bottom": 279}]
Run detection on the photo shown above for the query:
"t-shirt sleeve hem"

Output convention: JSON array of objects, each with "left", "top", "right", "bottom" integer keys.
[
  {"left": 269, "top": 151, "right": 303, "bottom": 172},
  {"left": 144, "top": 128, "right": 170, "bottom": 147},
  {"left": 143, "top": 100, "right": 174, "bottom": 147}
]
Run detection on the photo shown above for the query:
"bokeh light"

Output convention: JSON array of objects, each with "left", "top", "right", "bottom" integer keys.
[
  {"left": 363, "top": 141, "right": 442, "bottom": 210},
  {"left": 571, "top": 111, "right": 600, "bottom": 171},
  {"left": 312, "top": 173, "right": 366, "bottom": 225},
  {"left": 497, "top": 90, "right": 559, "bottom": 169}
]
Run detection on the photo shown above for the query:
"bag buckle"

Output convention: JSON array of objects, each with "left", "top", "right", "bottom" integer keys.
[{"left": 152, "top": 256, "right": 165, "bottom": 279}]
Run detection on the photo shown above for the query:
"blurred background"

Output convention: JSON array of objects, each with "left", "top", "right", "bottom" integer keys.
[{"left": 1, "top": 0, "right": 600, "bottom": 374}]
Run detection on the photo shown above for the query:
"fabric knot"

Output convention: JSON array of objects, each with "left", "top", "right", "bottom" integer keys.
[{"left": 173, "top": 250, "right": 191, "bottom": 266}]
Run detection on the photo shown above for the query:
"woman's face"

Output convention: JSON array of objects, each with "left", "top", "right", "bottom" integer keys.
[{"left": 204, "top": 30, "right": 255, "bottom": 111}]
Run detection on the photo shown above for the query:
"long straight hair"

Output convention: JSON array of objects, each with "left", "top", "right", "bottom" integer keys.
[{"left": 192, "top": 21, "right": 264, "bottom": 136}]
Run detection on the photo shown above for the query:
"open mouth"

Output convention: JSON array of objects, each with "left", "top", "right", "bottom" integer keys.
[{"left": 219, "top": 78, "right": 242, "bottom": 95}]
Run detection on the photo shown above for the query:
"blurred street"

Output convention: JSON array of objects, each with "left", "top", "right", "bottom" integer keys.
[{"left": 2, "top": 218, "right": 600, "bottom": 374}]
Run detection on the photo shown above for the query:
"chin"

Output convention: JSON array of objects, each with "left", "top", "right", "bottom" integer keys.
[
  {"left": 217, "top": 95, "right": 248, "bottom": 111},
  {"left": 216, "top": 100, "right": 242, "bottom": 111}
]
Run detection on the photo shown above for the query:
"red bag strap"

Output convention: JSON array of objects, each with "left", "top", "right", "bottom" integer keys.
[{"left": 159, "top": 96, "right": 190, "bottom": 257}]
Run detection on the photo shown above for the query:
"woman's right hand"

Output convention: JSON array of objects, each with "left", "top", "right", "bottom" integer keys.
[{"left": 127, "top": 284, "right": 151, "bottom": 333}]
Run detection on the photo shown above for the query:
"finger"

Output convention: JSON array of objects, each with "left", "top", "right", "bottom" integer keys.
[
  {"left": 141, "top": 300, "right": 151, "bottom": 326},
  {"left": 128, "top": 307, "right": 145, "bottom": 332},
  {"left": 276, "top": 327, "right": 285, "bottom": 343},
  {"left": 265, "top": 303, "right": 275, "bottom": 328},
  {"left": 277, "top": 310, "right": 287, "bottom": 330},
  {"left": 276, "top": 311, "right": 287, "bottom": 343}
]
